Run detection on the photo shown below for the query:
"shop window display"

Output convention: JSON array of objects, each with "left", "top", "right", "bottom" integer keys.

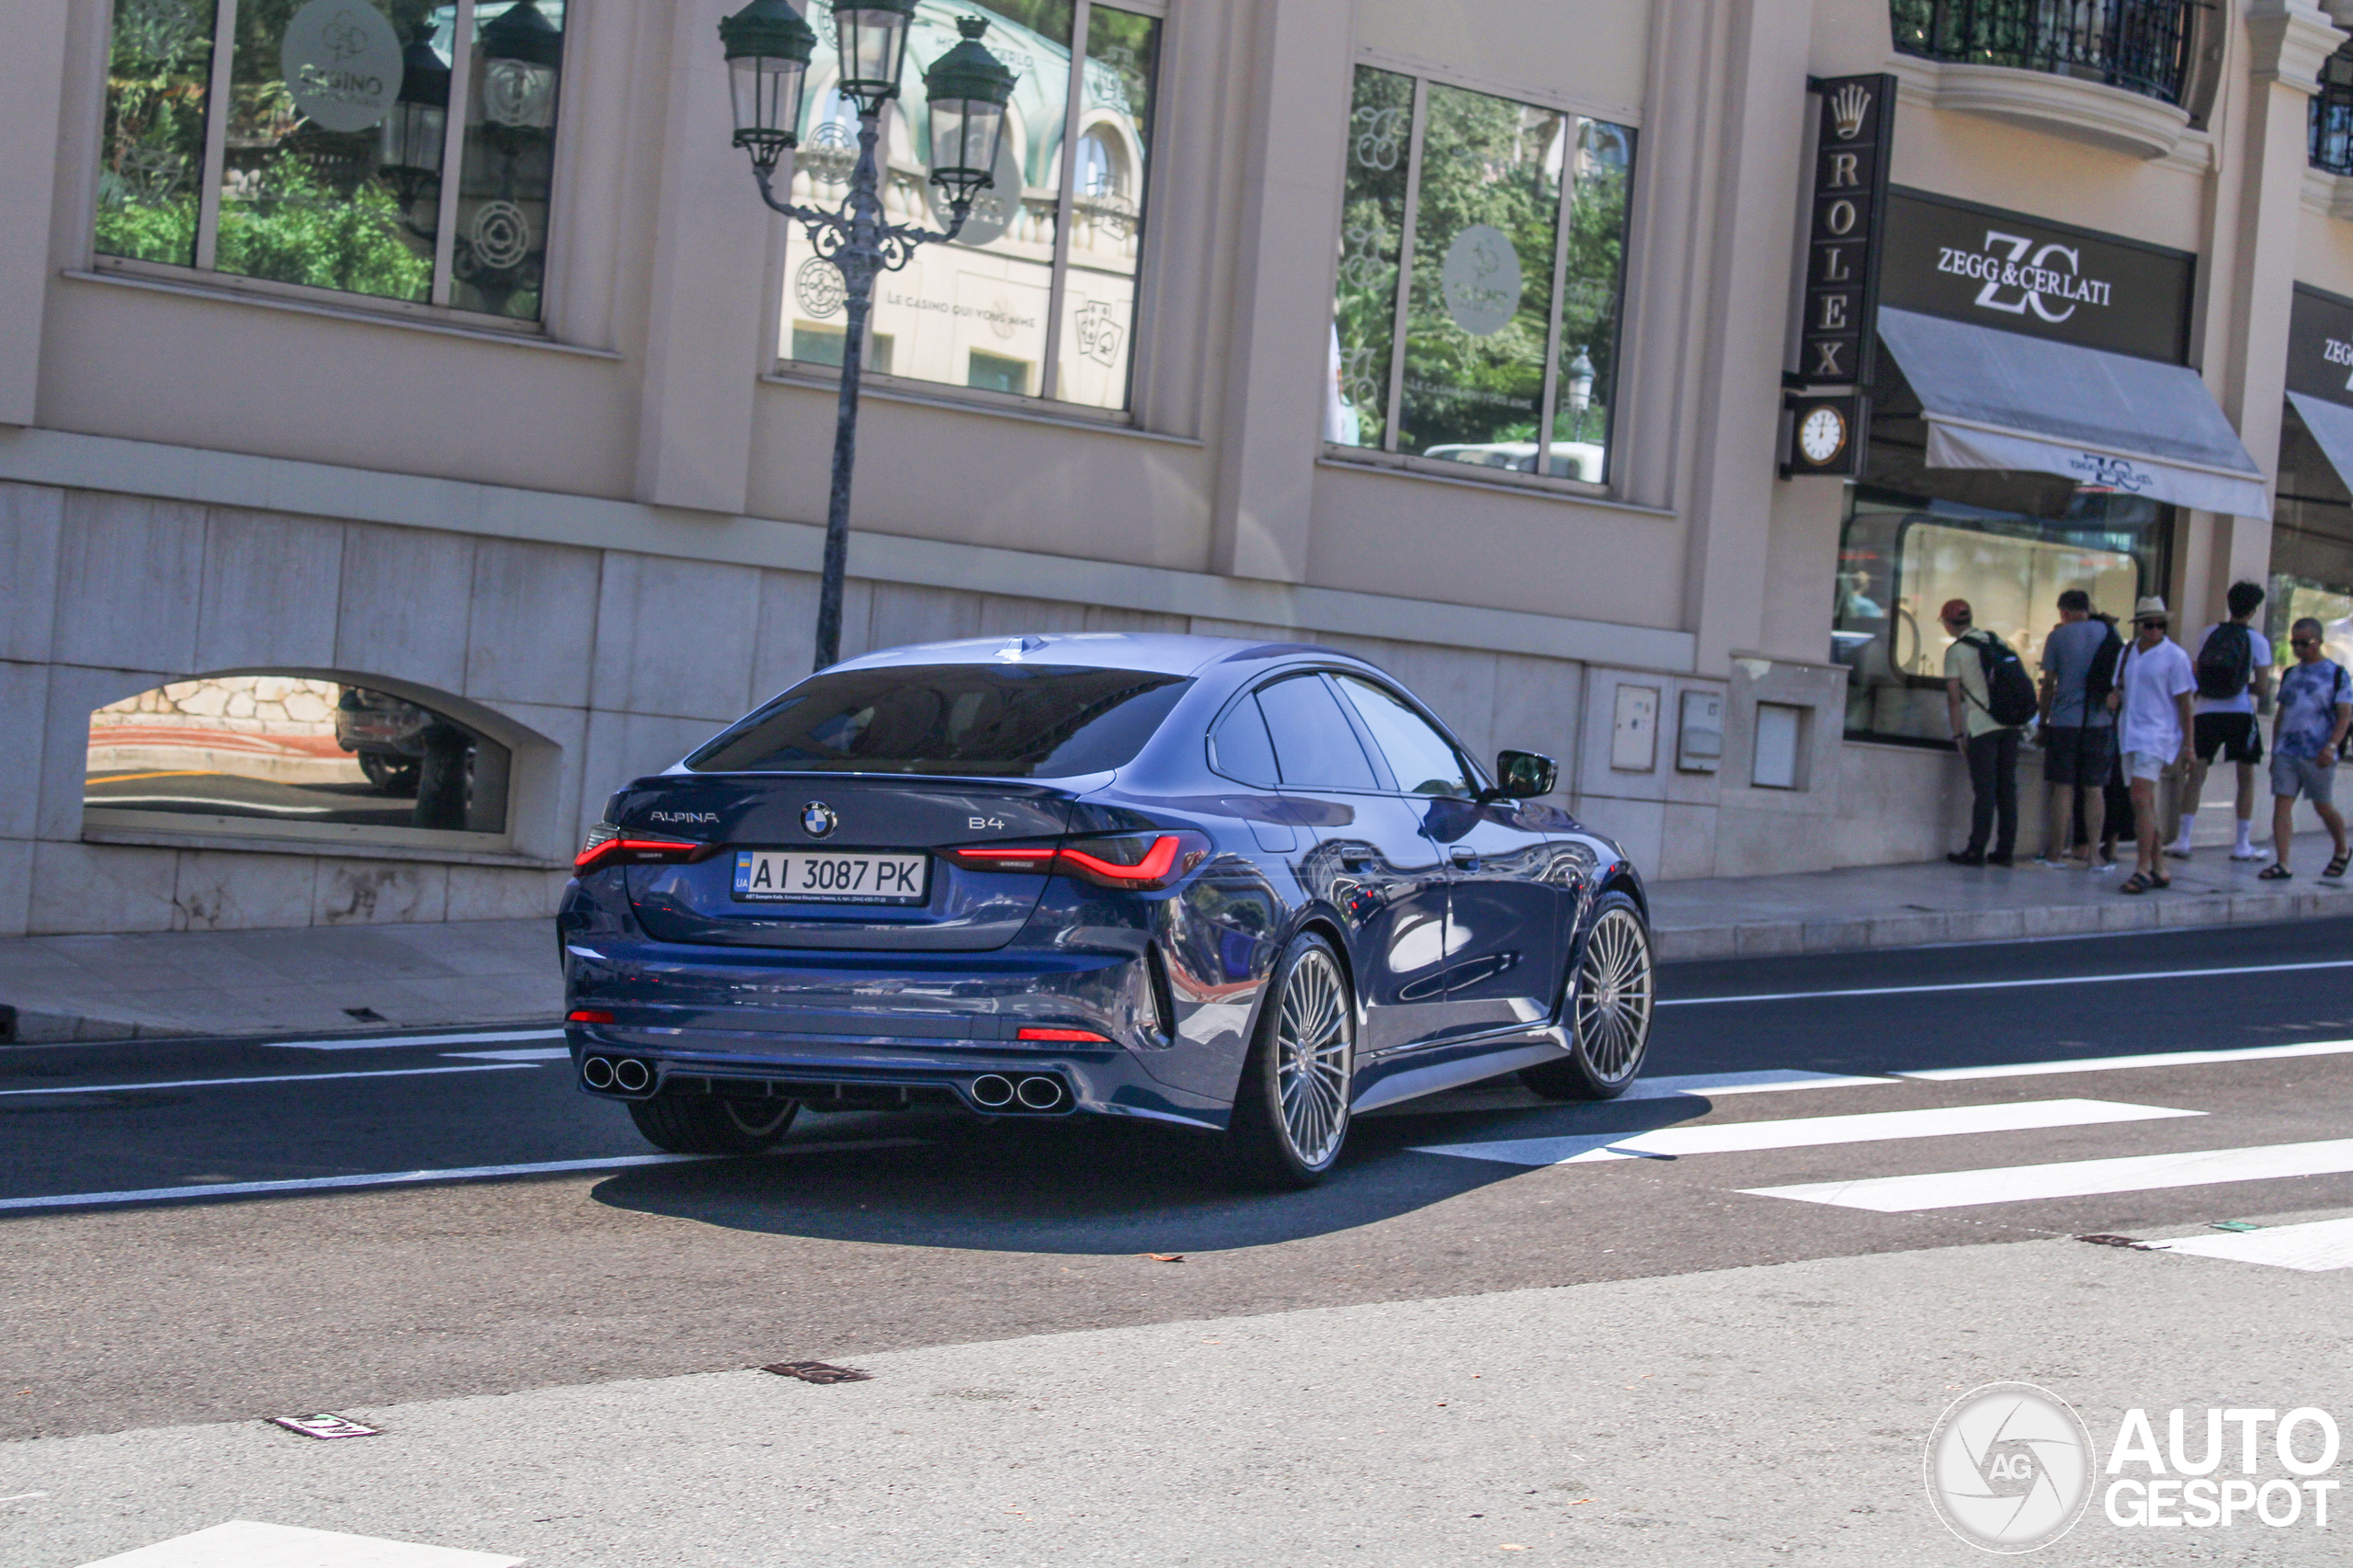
[{"left": 2270, "top": 401, "right": 2353, "bottom": 669}]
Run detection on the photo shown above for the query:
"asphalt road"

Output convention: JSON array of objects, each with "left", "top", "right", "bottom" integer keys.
[{"left": 6, "top": 918, "right": 2353, "bottom": 1564}]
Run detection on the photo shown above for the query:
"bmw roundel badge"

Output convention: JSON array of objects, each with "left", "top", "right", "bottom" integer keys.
[{"left": 801, "top": 801, "right": 837, "bottom": 839}]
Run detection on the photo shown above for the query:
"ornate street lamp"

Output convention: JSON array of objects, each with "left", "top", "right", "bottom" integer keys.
[
  {"left": 476, "top": 0, "right": 564, "bottom": 137},
  {"left": 720, "top": 0, "right": 1016, "bottom": 669},
  {"left": 380, "top": 23, "right": 451, "bottom": 208}
]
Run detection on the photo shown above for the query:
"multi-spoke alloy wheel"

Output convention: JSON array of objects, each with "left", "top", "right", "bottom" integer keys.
[
  {"left": 1275, "top": 945, "right": 1351, "bottom": 1167},
  {"left": 1229, "top": 932, "right": 1355, "bottom": 1186},
  {"left": 1521, "top": 892, "right": 1654, "bottom": 1101}
]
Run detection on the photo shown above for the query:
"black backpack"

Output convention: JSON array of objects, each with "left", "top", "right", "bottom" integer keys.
[
  {"left": 2194, "top": 622, "right": 2254, "bottom": 701},
  {"left": 2083, "top": 623, "right": 2125, "bottom": 707},
  {"left": 1968, "top": 631, "right": 2040, "bottom": 728}
]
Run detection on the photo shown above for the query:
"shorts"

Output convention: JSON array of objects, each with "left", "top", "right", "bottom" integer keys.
[
  {"left": 2272, "top": 752, "right": 2339, "bottom": 807},
  {"left": 2125, "top": 750, "right": 2173, "bottom": 784},
  {"left": 2193, "top": 710, "right": 2263, "bottom": 765},
  {"left": 2042, "top": 725, "right": 2115, "bottom": 787}
]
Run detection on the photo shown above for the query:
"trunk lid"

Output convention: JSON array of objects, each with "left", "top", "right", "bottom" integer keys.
[{"left": 610, "top": 775, "right": 1073, "bottom": 951}]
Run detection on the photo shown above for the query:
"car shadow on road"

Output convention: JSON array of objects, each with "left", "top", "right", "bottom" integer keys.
[{"left": 588, "top": 1088, "right": 1715, "bottom": 1255}]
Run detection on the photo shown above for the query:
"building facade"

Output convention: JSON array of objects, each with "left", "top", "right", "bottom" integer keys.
[{"left": 5, "top": 0, "right": 2351, "bottom": 936}]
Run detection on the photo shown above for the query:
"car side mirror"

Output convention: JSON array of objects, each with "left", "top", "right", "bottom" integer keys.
[{"left": 1494, "top": 749, "right": 1557, "bottom": 799}]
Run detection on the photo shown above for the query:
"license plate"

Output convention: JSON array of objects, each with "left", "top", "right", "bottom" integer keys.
[{"left": 732, "top": 850, "right": 929, "bottom": 904}]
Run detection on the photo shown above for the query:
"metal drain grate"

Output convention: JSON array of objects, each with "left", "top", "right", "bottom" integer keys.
[{"left": 268, "top": 1413, "right": 381, "bottom": 1438}]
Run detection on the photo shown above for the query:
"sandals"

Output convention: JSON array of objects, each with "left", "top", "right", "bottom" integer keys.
[
  {"left": 2325, "top": 853, "right": 2351, "bottom": 882},
  {"left": 2259, "top": 863, "right": 2293, "bottom": 881},
  {"left": 2120, "top": 872, "right": 2154, "bottom": 894}
]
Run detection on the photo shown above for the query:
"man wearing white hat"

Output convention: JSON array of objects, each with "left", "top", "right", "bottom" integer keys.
[{"left": 2107, "top": 596, "right": 2196, "bottom": 894}]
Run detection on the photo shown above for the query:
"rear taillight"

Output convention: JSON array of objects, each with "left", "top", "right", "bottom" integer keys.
[
  {"left": 1017, "top": 1026, "right": 1113, "bottom": 1042},
  {"left": 943, "top": 832, "right": 1210, "bottom": 891},
  {"left": 573, "top": 823, "right": 720, "bottom": 873}
]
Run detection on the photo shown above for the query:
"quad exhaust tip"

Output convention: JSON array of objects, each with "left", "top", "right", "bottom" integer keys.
[
  {"left": 611, "top": 1057, "right": 653, "bottom": 1094},
  {"left": 970, "top": 1073, "right": 1016, "bottom": 1108},
  {"left": 1016, "top": 1074, "right": 1067, "bottom": 1110},
  {"left": 580, "top": 1054, "right": 616, "bottom": 1090}
]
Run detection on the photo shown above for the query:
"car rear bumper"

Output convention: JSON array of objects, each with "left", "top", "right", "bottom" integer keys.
[{"left": 562, "top": 936, "right": 1229, "bottom": 1130}]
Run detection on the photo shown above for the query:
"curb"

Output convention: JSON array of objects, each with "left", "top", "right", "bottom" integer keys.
[{"left": 1655, "top": 883, "right": 2353, "bottom": 961}]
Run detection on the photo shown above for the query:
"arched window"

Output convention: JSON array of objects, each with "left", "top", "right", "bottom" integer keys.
[{"left": 85, "top": 675, "right": 514, "bottom": 845}]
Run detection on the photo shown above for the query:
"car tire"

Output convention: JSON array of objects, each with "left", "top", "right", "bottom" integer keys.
[
  {"left": 1520, "top": 892, "right": 1654, "bottom": 1101},
  {"left": 1224, "top": 930, "right": 1354, "bottom": 1188},
  {"left": 358, "top": 751, "right": 421, "bottom": 797},
  {"left": 626, "top": 1093, "right": 800, "bottom": 1155}
]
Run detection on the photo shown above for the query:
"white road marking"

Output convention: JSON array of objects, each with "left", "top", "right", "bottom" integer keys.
[
  {"left": 0, "top": 1063, "right": 537, "bottom": 1098},
  {"left": 0, "top": 1492, "right": 48, "bottom": 1503},
  {"left": 1897, "top": 1039, "right": 2353, "bottom": 1081},
  {"left": 439, "top": 1047, "right": 573, "bottom": 1062},
  {"left": 1745, "top": 1138, "right": 2353, "bottom": 1212},
  {"left": 0, "top": 1141, "right": 926, "bottom": 1211},
  {"left": 1413, "top": 1099, "right": 2199, "bottom": 1167},
  {"left": 1661, "top": 957, "right": 2353, "bottom": 1006},
  {"left": 1626, "top": 1070, "right": 1896, "bottom": 1096},
  {"left": 2154, "top": 1216, "right": 2353, "bottom": 1271},
  {"left": 74, "top": 1518, "right": 522, "bottom": 1567},
  {"left": 267, "top": 1028, "right": 563, "bottom": 1051}
]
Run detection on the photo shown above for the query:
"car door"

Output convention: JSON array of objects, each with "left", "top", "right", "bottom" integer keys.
[
  {"left": 1331, "top": 673, "right": 1563, "bottom": 1043},
  {"left": 1250, "top": 672, "right": 1453, "bottom": 1057}
]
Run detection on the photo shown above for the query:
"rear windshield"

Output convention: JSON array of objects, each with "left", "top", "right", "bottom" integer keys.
[{"left": 687, "top": 665, "right": 1193, "bottom": 778}]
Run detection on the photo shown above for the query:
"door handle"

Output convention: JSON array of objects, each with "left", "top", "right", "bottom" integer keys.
[{"left": 1450, "top": 846, "right": 1479, "bottom": 869}]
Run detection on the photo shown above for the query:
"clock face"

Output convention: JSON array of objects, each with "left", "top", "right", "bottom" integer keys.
[{"left": 1798, "top": 405, "right": 1847, "bottom": 465}]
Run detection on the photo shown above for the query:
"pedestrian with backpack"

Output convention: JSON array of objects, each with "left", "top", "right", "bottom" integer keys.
[
  {"left": 1940, "top": 597, "right": 2036, "bottom": 867},
  {"left": 2034, "top": 588, "right": 2120, "bottom": 867},
  {"left": 2166, "top": 580, "right": 2273, "bottom": 862},
  {"left": 2257, "top": 617, "right": 2352, "bottom": 883},
  {"left": 2109, "top": 596, "right": 2197, "bottom": 894}
]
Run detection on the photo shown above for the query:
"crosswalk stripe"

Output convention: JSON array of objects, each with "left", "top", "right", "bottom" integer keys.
[
  {"left": 1745, "top": 1137, "right": 2353, "bottom": 1211},
  {"left": 76, "top": 1518, "right": 522, "bottom": 1567},
  {"left": 1412, "top": 1098, "right": 2200, "bottom": 1167},
  {"left": 1897, "top": 1039, "right": 2353, "bottom": 1082},
  {"left": 1661, "top": 958, "right": 2353, "bottom": 1006},
  {"left": 2154, "top": 1216, "right": 2353, "bottom": 1271},
  {"left": 1624, "top": 1070, "right": 1896, "bottom": 1097}
]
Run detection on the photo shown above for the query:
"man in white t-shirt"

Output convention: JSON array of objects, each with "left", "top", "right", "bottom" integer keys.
[
  {"left": 2108, "top": 596, "right": 2196, "bottom": 894},
  {"left": 2167, "top": 580, "right": 2274, "bottom": 861}
]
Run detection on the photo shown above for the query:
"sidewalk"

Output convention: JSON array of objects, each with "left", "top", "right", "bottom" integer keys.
[
  {"left": 1, "top": 835, "right": 2347, "bottom": 1044},
  {"left": 1650, "top": 828, "right": 2353, "bottom": 960}
]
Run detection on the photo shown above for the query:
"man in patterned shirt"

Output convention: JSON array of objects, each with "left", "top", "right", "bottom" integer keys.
[{"left": 2259, "top": 618, "right": 2352, "bottom": 883}]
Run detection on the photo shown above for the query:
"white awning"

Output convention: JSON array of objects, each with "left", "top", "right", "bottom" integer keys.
[
  {"left": 2288, "top": 391, "right": 2353, "bottom": 499},
  {"left": 1877, "top": 307, "right": 2271, "bottom": 520}
]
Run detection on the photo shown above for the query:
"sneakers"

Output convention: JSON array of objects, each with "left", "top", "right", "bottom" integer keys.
[
  {"left": 2032, "top": 854, "right": 2068, "bottom": 869},
  {"left": 2163, "top": 842, "right": 2193, "bottom": 860}
]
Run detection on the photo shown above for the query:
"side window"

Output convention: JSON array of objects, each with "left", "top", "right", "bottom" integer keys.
[
  {"left": 1210, "top": 695, "right": 1280, "bottom": 787},
  {"left": 1254, "top": 675, "right": 1380, "bottom": 790},
  {"left": 1334, "top": 675, "right": 1473, "bottom": 797}
]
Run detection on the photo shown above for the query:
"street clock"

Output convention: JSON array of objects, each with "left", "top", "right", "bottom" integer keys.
[{"left": 1782, "top": 393, "right": 1864, "bottom": 477}]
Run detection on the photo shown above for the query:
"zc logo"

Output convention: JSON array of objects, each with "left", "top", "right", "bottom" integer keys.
[{"left": 1938, "top": 230, "right": 2115, "bottom": 324}]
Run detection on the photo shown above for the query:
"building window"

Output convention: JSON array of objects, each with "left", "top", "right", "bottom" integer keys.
[
  {"left": 1328, "top": 65, "right": 1634, "bottom": 489},
  {"left": 94, "top": 0, "right": 570, "bottom": 324},
  {"left": 2272, "top": 401, "right": 2353, "bottom": 666},
  {"left": 85, "top": 676, "right": 513, "bottom": 847},
  {"left": 2314, "top": 43, "right": 2353, "bottom": 176},
  {"left": 776, "top": 0, "right": 1162, "bottom": 412}
]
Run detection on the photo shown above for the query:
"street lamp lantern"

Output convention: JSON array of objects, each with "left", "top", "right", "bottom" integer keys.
[
  {"left": 831, "top": 0, "right": 922, "bottom": 108},
  {"left": 719, "top": 0, "right": 819, "bottom": 172},
  {"left": 717, "top": 0, "right": 1017, "bottom": 671},
  {"left": 476, "top": 0, "right": 564, "bottom": 133},
  {"left": 1566, "top": 347, "right": 1597, "bottom": 415},
  {"left": 380, "top": 23, "right": 451, "bottom": 191},
  {"left": 923, "top": 17, "right": 1016, "bottom": 204}
]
